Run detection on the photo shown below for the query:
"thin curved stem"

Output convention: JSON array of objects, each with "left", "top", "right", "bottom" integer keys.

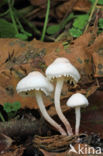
[
  {"left": 8, "top": 0, "right": 18, "bottom": 34},
  {"left": 35, "top": 91, "right": 67, "bottom": 135},
  {"left": 75, "top": 107, "right": 80, "bottom": 135},
  {"left": 41, "top": 0, "right": 50, "bottom": 41},
  {"left": 55, "top": 78, "right": 73, "bottom": 136},
  {"left": 0, "top": 112, "right": 5, "bottom": 122},
  {"left": 84, "top": 0, "right": 98, "bottom": 33},
  {"left": 0, "top": 10, "right": 9, "bottom": 17}
]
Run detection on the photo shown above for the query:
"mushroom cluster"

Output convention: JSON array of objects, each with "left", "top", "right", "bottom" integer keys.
[
  {"left": 16, "top": 57, "right": 89, "bottom": 136},
  {"left": 46, "top": 58, "right": 80, "bottom": 136},
  {"left": 16, "top": 71, "right": 66, "bottom": 135}
]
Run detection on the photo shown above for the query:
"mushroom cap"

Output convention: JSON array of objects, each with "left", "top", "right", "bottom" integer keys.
[
  {"left": 66, "top": 93, "right": 89, "bottom": 108},
  {"left": 16, "top": 71, "right": 54, "bottom": 96},
  {"left": 46, "top": 57, "right": 80, "bottom": 82}
]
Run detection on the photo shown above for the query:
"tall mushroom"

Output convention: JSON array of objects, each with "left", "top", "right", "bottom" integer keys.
[
  {"left": 46, "top": 57, "right": 80, "bottom": 136},
  {"left": 66, "top": 93, "right": 89, "bottom": 135},
  {"left": 16, "top": 71, "right": 66, "bottom": 135}
]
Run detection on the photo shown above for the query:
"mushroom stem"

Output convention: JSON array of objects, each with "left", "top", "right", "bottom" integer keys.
[
  {"left": 75, "top": 107, "right": 81, "bottom": 135},
  {"left": 35, "top": 91, "right": 67, "bottom": 135},
  {"left": 55, "top": 78, "right": 73, "bottom": 136}
]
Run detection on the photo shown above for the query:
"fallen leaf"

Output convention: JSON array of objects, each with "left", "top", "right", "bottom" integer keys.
[
  {"left": 55, "top": 0, "right": 78, "bottom": 19},
  {"left": 56, "top": 0, "right": 91, "bottom": 19},
  {"left": 0, "top": 32, "right": 102, "bottom": 111},
  {"left": 73, "top": 0, "right": 91, "bottom": 12}
]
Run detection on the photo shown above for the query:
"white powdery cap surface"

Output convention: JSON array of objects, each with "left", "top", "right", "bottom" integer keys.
[
  {"left": 46, "top": 57, "right": 80, "bottom": 82},
  {"left": 66, "top": 93, "right": 89, "bottom": 108},
  {"left": 16, "top": 71, "right": 54, "bottom": 96}
]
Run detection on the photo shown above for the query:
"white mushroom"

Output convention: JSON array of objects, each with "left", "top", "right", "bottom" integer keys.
[
  {"left": 66, "top": 93, "right": 89, "bottom": 135},
  {"left": 16, "top": 71, "right": 66, "bottom": 135},
  {"left": 46, "top": 57, "right": 80, "bottom": 136}
]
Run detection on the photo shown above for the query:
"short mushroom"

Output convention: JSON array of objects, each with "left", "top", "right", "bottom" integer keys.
[
  {"left": 46, "top": 57, "right": 80, "bottom": 136},
  {"left": 16, "top": 71, "right": 66, "bottom": 135},
  {"left": 66, "top": 93, "right": 89, "bottom": 135}
]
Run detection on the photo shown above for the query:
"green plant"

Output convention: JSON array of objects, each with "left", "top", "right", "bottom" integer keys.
[
  {"left": 73, "top": 14, "right": 89, "bottom": 30},
  {"left": 3, "top": 101, "right": 21, "bottom": 118},
  {"left": 4, "top": 101, "right": 21, "bottom": 113},
  {"left": 0, "top": 18, "right": 17, "bottom": 37},
  {"left": 99, "top": 18, "right": 103, "bottom": 29},
  {"left": 69, "top": 0, "right": 99, "bottom": 37},
  {"left": 69, "top": 14, "right": 89, "bottom": 37},
  {"left": 0, "top": 0, "right": 33, "bottom": 40},
  {"left": 98, "top": 18, "right": 103, "bottom": 34},
  {"left": 84, "top": 0, "right": 98, "bottom": 32},
  {"left": 69, "top": 28, "right": 82, "bottom": 38},
  {"left": 89, "top": 0, "right": 103, "bottom": 5},
  {"left": 47, "top": 13, "right": 74, "bottom": 35}
]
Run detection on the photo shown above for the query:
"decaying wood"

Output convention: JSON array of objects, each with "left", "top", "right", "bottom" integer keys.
[{"left": 0, "top": 118, "right": 52, "bottom": 138}]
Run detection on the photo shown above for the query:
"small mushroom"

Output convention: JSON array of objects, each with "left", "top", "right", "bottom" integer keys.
[
  {"left": 46, "top": 57, "right": 80, "bottom": 136},
  {"left": 16, "top": 71, "right": 66, "bottom": 135},
  {"left": 66, "top": 93, "right": 89, "bottom": 135}
]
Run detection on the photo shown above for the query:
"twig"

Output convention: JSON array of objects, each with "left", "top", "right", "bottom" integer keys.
[{"left": 84, "top": 0, "right": 98, "bottom": 33}]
